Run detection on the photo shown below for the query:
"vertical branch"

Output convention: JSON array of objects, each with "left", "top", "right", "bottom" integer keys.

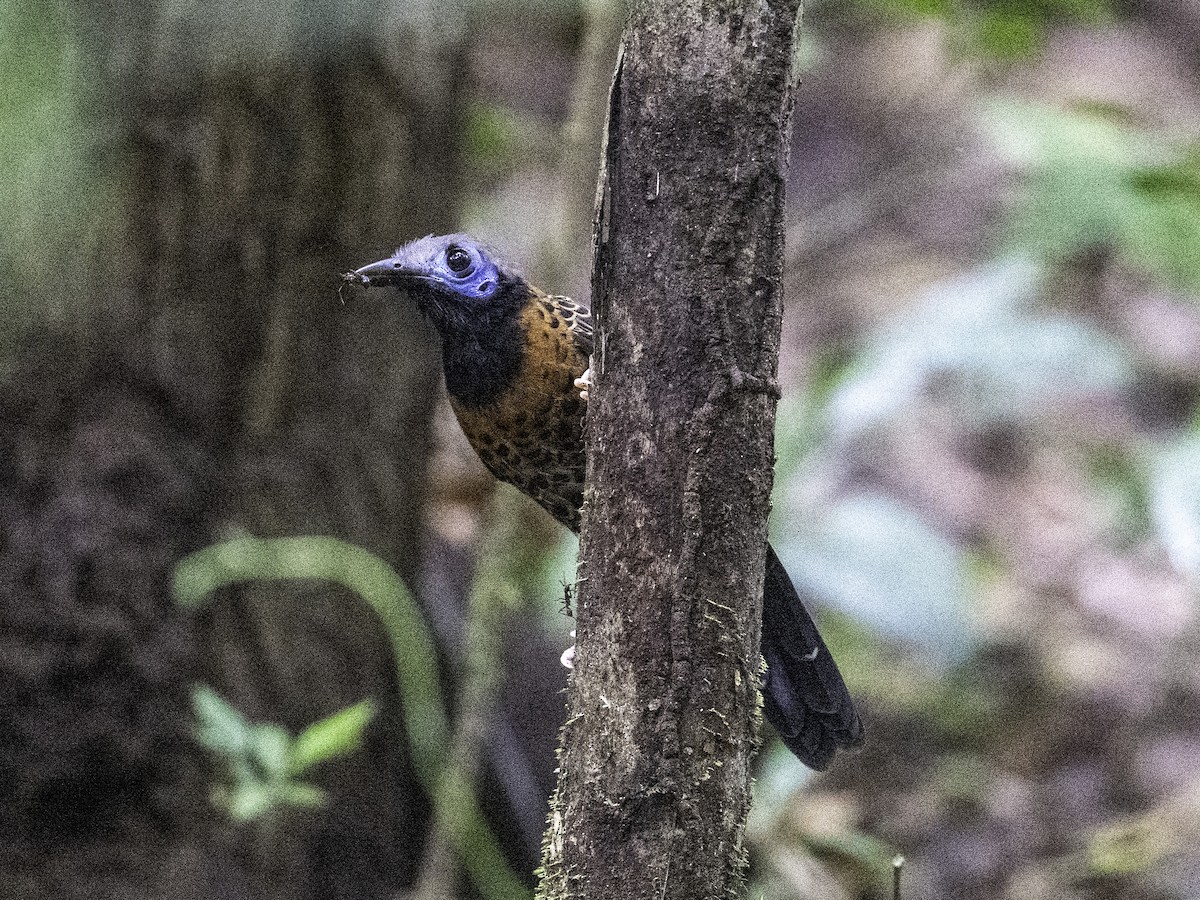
[{"left": 538, "top": 1, "right": 804, "bottom": 899}]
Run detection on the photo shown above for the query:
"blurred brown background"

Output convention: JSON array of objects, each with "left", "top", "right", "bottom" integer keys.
[{"left": 2, "top": 0, "right": 1199, "bottom": 898}]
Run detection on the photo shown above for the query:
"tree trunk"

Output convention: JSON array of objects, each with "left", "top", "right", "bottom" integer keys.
[{"left": 539, "top": 1, "right": 803, "bottom": 899}]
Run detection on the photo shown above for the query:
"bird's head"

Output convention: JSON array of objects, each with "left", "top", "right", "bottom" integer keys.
[{"left": 345, "top": 234, "right": 526, "bottom": 337}]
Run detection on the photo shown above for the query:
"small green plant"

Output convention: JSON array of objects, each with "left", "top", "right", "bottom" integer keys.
[
  {"left": 174, "top": 535, "right": 529, "bottom": 900},
  {"left": 193, "top": 685, "right": 375, "bottom": 824}
]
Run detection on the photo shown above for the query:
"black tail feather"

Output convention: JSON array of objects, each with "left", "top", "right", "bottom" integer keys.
[{"left": 761, "top": 544, "right": 863, "bottom": 769}]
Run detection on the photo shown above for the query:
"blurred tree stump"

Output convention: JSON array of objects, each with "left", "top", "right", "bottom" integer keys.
[{"left": 0, "top": 3, "right": 469, "bottom": 898}]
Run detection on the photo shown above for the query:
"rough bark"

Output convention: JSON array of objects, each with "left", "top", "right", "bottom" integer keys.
[{"left": 539, "top": 2, "right": 803, "bottom": 899}]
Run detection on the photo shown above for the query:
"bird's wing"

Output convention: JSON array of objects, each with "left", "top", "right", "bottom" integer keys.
[{"left": 547, "top": 295, "right": 593, "bottom": 357}]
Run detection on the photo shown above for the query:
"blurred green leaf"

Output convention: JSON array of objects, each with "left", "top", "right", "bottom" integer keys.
[
  {"left": 174, "top": 536, "right": 447, "bottom": 785},
  {"left": 828, "top": 259, "right": 1132, "bottom": 437},
  {"left": 750, "top": 743, "right": 900, "bottom": 892},
  {"left": 986, "top": 102, "right": 1200, "bottom": 291},
  {"left": 972, "top": 8, "right": 1042, "bottom": 58},
  {"left": 792, "top": 27, "right": 826, "bottom": 76},
  {"left": 0, "top": 0, "right": 106, "bottom": 334},
  {"left": 193, "top": 684, "right": 253, "bottom": 757},
  {"left": 987, "top": 101, "right": 1146, "bottom": 169},
  {"left": 804, "top": 609, "right": 925, "bottom": 703},
  {"left": 1086, "top": 781, "right": 1200, "bottom": 875},
  {"left": 289, "top": 700, "right": 377, "bottom": 776},
  {"left": 776, "top": 493, "right": 977, "bottom": 666},
  {"left": 773, "top": 393, "right": 826, "bottom": 487},
  {"left": 227, "top": 782, "right": 274, "bottom": 824},
  {"left": 857, "top": 0, "right": 1112, "bottom": 57},
  {"left": 278, "top": 782, "right": 329, "bottom": 811},
  {"left": 968, "top": 0, "right": 1112, "bottom": 57},
  {"left": 1126, "top": 152, "right": 1200, "bottom": 291},
  {"left": 1088, "top": 816, "right": 1175, "bottom": 876},
  {"left": 1086, "top": 444, "right": 1153, "bottom": 543},
  {"left": 529, "top": 528, "right": 580, "bottom": 635},
  {"left": 250, "top": 724, "right": 292, "bottom": 779},
  {"left": 931, "top": 752, "right": 992, "bottom": 804},
  {"left": 175, "top": 537, "right": 528, "bottom": 900},
  {"left": 191, "top": 686, "right": 340, "bottom": 824},
  {"left": 860, "top": 0, "right": 957, "bottom": 18},
  {"left": 1150, "top": 432, "right": 1200, "bottom": 581},
  {"left": 465, "top": 101, "right": 523, "bottom": 177},
  {"left": 922, "top": 664, "right": 1005, "bottom": 742}
]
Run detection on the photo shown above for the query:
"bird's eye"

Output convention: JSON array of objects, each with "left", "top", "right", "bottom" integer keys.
[{"left": 446, "top": 245, "right": 473, "bottom": 275}]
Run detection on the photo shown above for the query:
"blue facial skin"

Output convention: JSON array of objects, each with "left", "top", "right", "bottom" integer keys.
[
  {"left": 350, "top": 234, "right": 531, "bottom": 407},
  {"left": 352, "top": 234, "right": 502, "bottom": 300}
]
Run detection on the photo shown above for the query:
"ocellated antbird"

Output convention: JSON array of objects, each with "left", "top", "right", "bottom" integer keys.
[{"left": 346, "top": 234, "right": 862, "bottom": 769}]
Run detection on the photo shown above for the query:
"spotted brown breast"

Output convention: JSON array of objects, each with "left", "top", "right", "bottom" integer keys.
[{"left": 450, "top": 289, "right": 592, "bottom": 531}]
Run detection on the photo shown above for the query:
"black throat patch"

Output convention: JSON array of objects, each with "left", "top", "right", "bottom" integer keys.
[{"left": 430, "top": 279, "right": 529, "bottom": 409}]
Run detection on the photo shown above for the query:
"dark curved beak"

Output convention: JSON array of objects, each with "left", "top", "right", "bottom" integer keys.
[{"left": 343, "top": 257, "right": 405, "bottom": 288}]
